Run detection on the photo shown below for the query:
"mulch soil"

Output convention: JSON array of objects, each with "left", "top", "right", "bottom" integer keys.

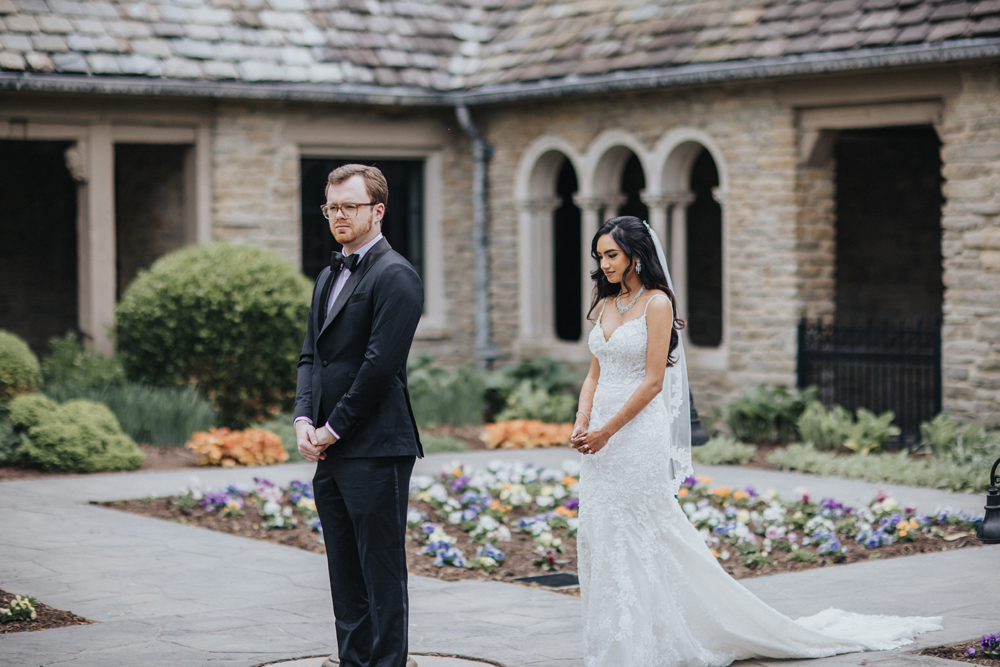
[
  {"left": 0, "top": 589, "right": 93, "bottom": 635},
  {"left": 102, "top": 493, "right": 981, "bottom": 597},
  {"left": 921, "top": 644, "right": 1000, "bottom": 666}
]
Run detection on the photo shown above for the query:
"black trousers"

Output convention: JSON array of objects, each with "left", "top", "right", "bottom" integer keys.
[{"left": 313, "top": 451, "right": 415, "bottom": 667}]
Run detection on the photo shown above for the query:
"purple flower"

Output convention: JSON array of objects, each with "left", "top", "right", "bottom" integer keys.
[
  {"left": 967, "top": 646, "right": 977, "bottom": 656},
  {"left": 744, "top": 485, "right": 758, "bottom": 497},
  {"left": 564, "top": 498, "right": 580, "bottom": 511},
  {"left": 683, "top": 476, "right": 698, "bottom": 488}
]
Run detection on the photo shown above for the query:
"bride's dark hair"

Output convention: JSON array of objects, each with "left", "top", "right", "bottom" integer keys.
[{"left": 587, "top": 216, "right": 685, "bottom": 365}]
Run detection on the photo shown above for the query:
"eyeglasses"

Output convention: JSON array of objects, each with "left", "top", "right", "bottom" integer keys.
[{"left": 320, "top": 202, "right": 377, "bottom": 220}]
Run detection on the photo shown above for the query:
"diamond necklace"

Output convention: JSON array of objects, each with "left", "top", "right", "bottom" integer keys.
[{"left": 615, "top": 285, "right": 645, "bottom": 315}]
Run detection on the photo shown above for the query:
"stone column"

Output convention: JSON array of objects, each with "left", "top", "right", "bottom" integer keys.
[
  {"left": 640, "top": 192, "right": 671, "bottom": 261},
  {"left": 664, "top": 193, "right": 694, "bottom": 318},
  {"left": 516, "top": 197, "right": 561, "bottom": 344},
  {"left": 77, "top": 124, "right": 116, "bottom": 355}
]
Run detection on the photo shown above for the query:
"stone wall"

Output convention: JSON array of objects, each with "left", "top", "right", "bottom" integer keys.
[
  {"left": 479, "top": 85, "right": 803, "bottom": 412},
  {"left": 939, "top": 66, "right": 1000, "bottom": 428},
  {"left": 795, "top": 164, "right": 836, "bottom": 319},
  {"left": 209, "top": 102, "right": 475, "bottom": 365}
]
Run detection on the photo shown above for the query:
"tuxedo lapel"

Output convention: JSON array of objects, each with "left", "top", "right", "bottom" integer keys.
[{"left": 319, "top": 238, "right": 391, "bottom": 338}]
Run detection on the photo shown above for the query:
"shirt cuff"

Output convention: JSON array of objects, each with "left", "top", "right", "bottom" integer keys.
[
  {"left": 293, "top": 416, "right": 313, "bottom": 426},
  {"left": 325, "top": 423, "right": 339, "bottom": 440}
]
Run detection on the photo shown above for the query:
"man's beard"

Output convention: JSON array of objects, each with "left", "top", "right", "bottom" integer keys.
[{"left": 333, "top": 210, "right": 375, "bottom": 246}]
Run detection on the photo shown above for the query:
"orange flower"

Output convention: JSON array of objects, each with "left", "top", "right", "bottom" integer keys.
[
  {"left": 185, "top": 427, "right": 288, "bottom": 467},
  {"left": 480, "top": 419, "right": 574, "bottom": 449},
  {"left": 677, "top": 488, "right": 689, "bottom": 497},
  {"left": 732, "top": 490, "right": 746, "bottom": 501},
  {"left": 710, "top": 549, "right": 721, "bottom": 558},
  {"left": 562, "top": 475, "right": 578, "bottom": 486},
  {"left": 555, "top": 506, "right": 577, "bottom": 518},
  {"left": 451, "top": 467, "right": 463, "bottom": 477},
  {"left": 696, "top": 475, "right": 713, "bottom": 485},
  {"left": 712, "top": 486, "right": 732, "bottom": 497}
]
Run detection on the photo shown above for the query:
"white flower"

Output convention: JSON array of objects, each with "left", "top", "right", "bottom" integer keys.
[
  {"left": 683, "top": 502, "right": 697, "bottom": 516},
  {"left": 882, "top": 497, "right": 899, "bottom": 511},
  {"left": 426, "top": 484, "right": 448, "bottom": 504},
  {"left": 406, "top": 508, "right": 425, "bottom": 526},
  {"left": 448, "top": 511, "right": 463, "bottom": 525},
  {"left": 762, "top": 502, "right": 786, "bottom": 522},
  {"left": 736, "top": 509, "right": 751, "bottom": 524},
  {"left": 476, "top": 515, "right": 499, "bottom": 533},
  {"left": 536, "top": 496, "right": 555, "bottom": 508},
  {"left": 561, "top": 459, "right": 581, "bottom": 477},
  {"left": 263, "top": 499, "right": 281, "bottom": 516},
  {"left": 282, "top": 506, "right": 293, "bottom": 517},
  {"left": 551, "top": 485, "right": 567, "bottom": 500},
  {"left": 410, "top": 475, "right": 434, "bottom": 491},
  {"left": 486, "top": 525, "right": 512, "bottom": 542}
]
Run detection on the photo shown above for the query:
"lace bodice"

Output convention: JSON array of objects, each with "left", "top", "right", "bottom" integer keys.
[{"left": 588, "top": 316, "right": 649, "bottom": 387}]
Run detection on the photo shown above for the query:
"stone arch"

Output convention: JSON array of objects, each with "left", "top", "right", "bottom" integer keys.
[
  {"left": 650, "top": 129, "right": 730, "bottom": 364},
  {"left": 514, "top": 136, "right": 585, "bottom": 355}
]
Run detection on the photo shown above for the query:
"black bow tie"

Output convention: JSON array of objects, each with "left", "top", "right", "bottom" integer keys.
[{"left": 330, "top": 252, "right": 359, "bottom": 275}]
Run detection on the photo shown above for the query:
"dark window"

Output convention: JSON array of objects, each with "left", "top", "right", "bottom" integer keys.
[
  {"left": 301, "top": 158, "right": 424, "bottom": 281},
  {"left": 0, "top": 140, "right": 78, "bottom": 354},
  {"left": 834, "top": 126, "right": 943, "bottom": 323},
  {"left": 554, "top": 159, "right": 581, "bottom": 341},
  {"left": 686, "top": 148, "right": 723, "bottom": 347},
  {"left": 617, "top": 153, "right": 649, "bottom": 221},
  {"left": 115, "top": 144, "right": 190, "bottom": 299}
]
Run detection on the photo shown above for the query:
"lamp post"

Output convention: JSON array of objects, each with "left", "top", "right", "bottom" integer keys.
[{"left": 975, "top": 456, "right": 1000, "bottom": 544}]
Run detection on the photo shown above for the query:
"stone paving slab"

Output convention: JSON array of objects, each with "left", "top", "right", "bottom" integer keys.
[{"left": 1, "top": 452, "right": 996, "bottom": 667}]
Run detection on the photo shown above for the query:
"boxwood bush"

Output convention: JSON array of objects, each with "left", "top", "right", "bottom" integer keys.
[
  {"left": 115, "top": 243, "right": 312, "bottom": 427},
  {"left": 9, "top": 394, "right": 144, "bottom": 472},
  {"left": 0, "top": 330, "right": 42, "bottom": 403}
]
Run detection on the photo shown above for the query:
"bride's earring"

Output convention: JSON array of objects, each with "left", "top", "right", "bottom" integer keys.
[{"left": 635, "top": 260, "right": 642, "bottom": 274}]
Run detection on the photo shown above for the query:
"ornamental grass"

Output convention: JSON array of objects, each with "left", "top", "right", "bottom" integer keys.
[
  {"left": 185, "top": 427, "right": 288, "bottom": 467},
  {"left": 480, "top": 419, "right": 574, "bottom": 449}
]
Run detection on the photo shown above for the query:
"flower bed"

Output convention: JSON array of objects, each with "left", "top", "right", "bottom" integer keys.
[
  {"left": 104, "top": 461, "right": 984, "bottom": 591},
  {"left": 0, "top": 588, "right": 92, "bottom": 635},
  {"left": 922, "top": 633, "right": 1000, "bottom": 667}
]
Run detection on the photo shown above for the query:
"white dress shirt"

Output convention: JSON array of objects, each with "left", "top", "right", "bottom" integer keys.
[{"left": 295, "top": 233, "right": 384, "bottom": 439}]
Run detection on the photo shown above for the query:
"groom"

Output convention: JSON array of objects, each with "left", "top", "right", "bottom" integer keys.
[{"left": 294, "top": 164, "right": 424, "bottom": 667}]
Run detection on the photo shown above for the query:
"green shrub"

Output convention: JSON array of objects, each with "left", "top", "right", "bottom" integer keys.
[
  {"left": 692, "top": 436, "right": 758, "bottom": 466},
  {"left": 766, "top": 443, "right": 986, "bottom": 493},
  {"left": 420, "top": 432, "right": 470, "bottom": 454},
  {"left": 0, "top": 420, "right": 24, "bottom": 465},
  {"left": 0, "top": 330, "right": 42, "bottom": 403},
  {"left": 115, "top": 243, "right": 312, "bottom": 427},
  {"left": 797, "top": 401, "right": 853, "bottom": 450},
  {"left": 484, "top": 357, "right": 582, "bottom": 417},
  {"left": 495, "top": 380, "right": 578, "bottom": 423},
  {"left": 45, "top": 382, "right": 217, "bottom": 448},
  {"left": 9, "top": 393, "right": 144, "bottom": 472},
  {"left": 407, "top": 358, "right": 486, "bottom": 428},
  {"left": 920, "top": 413, "right": 998, "bottom": 467},
  {"left": 725, "top": 385, "right": 817, "bottom": 444},
  {"left": 252, "top": 413, "right": 304, "bottom": 463},
  {"left": 41, "top": 332, "right": 125, "bottom": 390},
  {"left": 796, "top": 402, "right": 899, "bottom": 455}
]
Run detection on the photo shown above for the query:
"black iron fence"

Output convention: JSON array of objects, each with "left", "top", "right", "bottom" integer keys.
[{"left": 797, "top": 318, "right": 942, "bottom": 444}]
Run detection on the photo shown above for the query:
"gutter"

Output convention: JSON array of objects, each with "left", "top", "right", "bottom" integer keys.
[
  {"left": 454, "top": 102, "right": 497, "bottom": 368},
  {"left": 2, "top": 38, "right": 999, "bottom": 107}
]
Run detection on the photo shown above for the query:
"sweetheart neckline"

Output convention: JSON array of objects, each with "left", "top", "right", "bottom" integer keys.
[{"left": 596, "top": 314, "right": 646, "bottom": 344}]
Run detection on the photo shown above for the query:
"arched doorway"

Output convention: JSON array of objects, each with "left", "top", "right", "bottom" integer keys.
[
  {"left": 685, "top": 149, "right": 723, "bottom": 347},
  {"left": 617, "top": 153, "right": 649, "bottom": 221}
]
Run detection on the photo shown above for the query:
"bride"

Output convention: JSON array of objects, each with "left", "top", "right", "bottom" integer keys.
[{"left": 569, "top": 216, "right": 941, "bottom": 667}]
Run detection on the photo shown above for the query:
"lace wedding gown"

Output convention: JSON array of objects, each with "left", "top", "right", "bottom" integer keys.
[{"left": 577, "top": 299, "right": 942, "bottom": 667}]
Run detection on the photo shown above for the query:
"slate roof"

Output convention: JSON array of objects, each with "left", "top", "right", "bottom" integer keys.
[{"left": 1, "top": 0, "right": 999, "bottom": 102}]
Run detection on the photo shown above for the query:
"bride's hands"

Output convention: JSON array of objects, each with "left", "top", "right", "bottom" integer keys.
[{"left": 571, "top": 426, "right": 609, "bottom": 455}]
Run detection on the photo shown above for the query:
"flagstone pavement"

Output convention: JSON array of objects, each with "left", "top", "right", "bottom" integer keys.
[{"left": 1, "top": 448, "right": 997, "bottom": 667}]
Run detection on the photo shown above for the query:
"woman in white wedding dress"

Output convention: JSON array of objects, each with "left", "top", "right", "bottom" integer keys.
[{"left": 569, "top": 216, "right": 942, "bottom": 667}]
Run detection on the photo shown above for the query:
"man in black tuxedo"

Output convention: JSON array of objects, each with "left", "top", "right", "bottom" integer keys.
[{"left": 294, "top": 164, "right": 423, "bottom": 667}]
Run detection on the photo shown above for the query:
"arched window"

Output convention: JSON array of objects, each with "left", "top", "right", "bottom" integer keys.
[
  {"left": 618, "top": 153, "right": 649, "bottom": 221},
  {"left": 554, "top": 159, "right": 581, "bottom": 341},
  {"left": 686, "top": 149, "right": 723, "bottom": 347}
]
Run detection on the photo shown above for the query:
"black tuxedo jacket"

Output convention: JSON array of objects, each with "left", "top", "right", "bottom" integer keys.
[{"left": 294, "top": 238, "right": 424, "bottom": 458}]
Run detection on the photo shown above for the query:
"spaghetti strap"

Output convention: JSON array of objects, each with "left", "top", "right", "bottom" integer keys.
[
  {"left": 643, "top": 293, "right": 670, "bottom": 316},
  {"left": 596, "top": 298, "right": 609, "bottom": 325}
]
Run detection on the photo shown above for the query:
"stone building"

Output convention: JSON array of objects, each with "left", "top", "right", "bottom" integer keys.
[{"left": 2, "top": 0, "right": 999, "bottom": 428}]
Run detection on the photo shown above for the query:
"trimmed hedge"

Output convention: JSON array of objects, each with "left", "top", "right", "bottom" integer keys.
[
  {"left": 0, "top": 330, "right": 41, "bottom": 403},
  {"left": 9, "top": 394, "right": 144, "bottom": 472},
  {"left": 115, "top": 243, "right": 312, "bottom": 427}
]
